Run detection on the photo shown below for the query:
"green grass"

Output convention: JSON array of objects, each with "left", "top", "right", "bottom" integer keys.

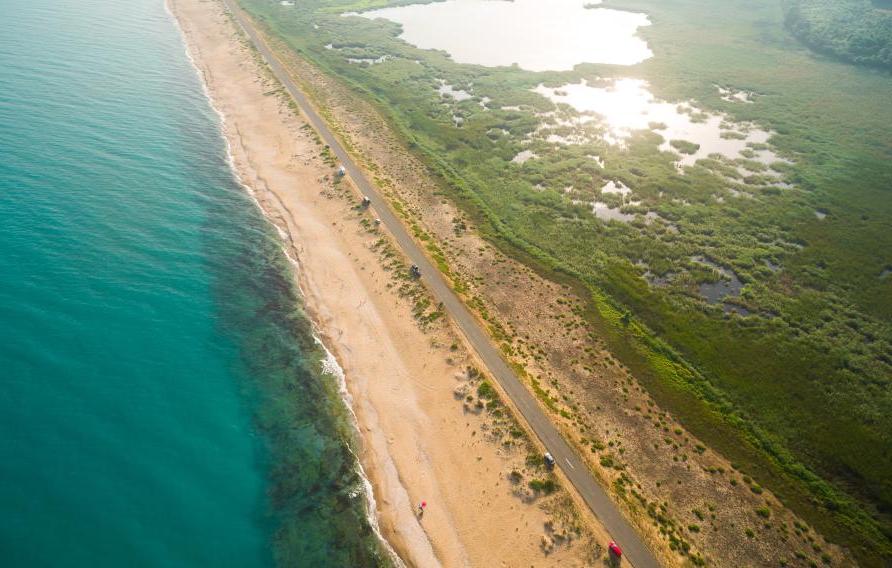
[
  {"left": 237, "top": 0, "right": 892, "bottom": 563},
  {"left": 529, "top": 478, "right": 558, "bottom": 495},
  {"left": 476, "top": 380, "right": 497, "bottom": 401},
  {"left": 669, "top": 139, "right": 700, "bottom": 154}
]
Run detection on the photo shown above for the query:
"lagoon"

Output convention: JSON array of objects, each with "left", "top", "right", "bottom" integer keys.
[{"left": 353, "top": 0, "right": 652, "bottom": 71}]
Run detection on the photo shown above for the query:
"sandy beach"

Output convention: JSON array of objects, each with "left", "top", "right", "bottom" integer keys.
[{"left": 169, "top": 0, "right": 608, "bottom": 565}]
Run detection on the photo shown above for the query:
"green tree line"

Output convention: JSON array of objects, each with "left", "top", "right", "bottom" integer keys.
[{"left": 784, "top": 0, "right": 892, "bottom": 70}]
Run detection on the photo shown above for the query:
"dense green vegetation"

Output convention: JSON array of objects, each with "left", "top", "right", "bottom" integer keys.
[
  {"left": 238, "top": 0, "right": 892, "bottom": 563},
  {"left": 784, "top": 0, "right": 892, "bottom": 70}
]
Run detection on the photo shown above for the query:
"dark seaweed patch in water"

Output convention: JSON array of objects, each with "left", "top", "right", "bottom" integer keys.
[{"left": 201, "top": 174, "right": 391, "bottom": 567}]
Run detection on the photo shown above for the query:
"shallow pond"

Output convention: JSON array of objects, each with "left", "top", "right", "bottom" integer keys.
[
  {"left": 437, "top": 80, "right": 472, "bottom": 102},
  {"left": 351, "top": 0, "right": 652, "bottom": 71},
  {"left": 692, "top": 256, "right": 743, "bottom": 303},
  {"left": 716, "top": 85, "right": 755, "bottom": 103},
  {"left": 601, "top": 180, "right": 632, "bottom": 202},
  {"left": 591, "top": 201, "right": 636, "bottom": 223},
  {"left": 572, "top": 196, "right": 659, "bottom": 225},
  {"left": 511, "top": 150, "right": 538, "bottom": 164},
  {"left": 534, "top": 79, "right": 787, "bottom": 168},
  {"left": 347, "top": 55, "right": 390, "bottom": 65}
]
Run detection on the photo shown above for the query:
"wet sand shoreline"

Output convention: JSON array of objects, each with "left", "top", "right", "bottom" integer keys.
[{"left": 168, "top": 0, "right": 602, "bottom": 565}]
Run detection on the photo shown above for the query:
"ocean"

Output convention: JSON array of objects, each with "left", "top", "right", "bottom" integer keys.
[{"left": 0, "top": 0, "right": 383, "bottom": 565}]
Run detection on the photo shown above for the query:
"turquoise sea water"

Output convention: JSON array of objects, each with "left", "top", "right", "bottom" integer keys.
[{"left": 0, "top": 0, "right": 383, "bottom": 565}]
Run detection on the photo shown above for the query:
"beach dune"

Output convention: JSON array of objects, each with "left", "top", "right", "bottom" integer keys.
[{"left": 169, "top": 0, "right": 607, "bottom": 565}]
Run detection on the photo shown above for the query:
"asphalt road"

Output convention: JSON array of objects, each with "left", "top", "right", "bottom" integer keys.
[{"left": 222, "top": 2, "right": 661, "bottom": 567}]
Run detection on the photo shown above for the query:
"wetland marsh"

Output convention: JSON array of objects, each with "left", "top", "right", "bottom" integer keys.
[{"left": 242, "top": 0, "right": 892, "bottom": 563}]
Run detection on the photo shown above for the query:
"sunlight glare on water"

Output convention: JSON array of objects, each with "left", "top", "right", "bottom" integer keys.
[
  {"left": 352, "top": 0, "right": 652, "bottom": 71},
  {"left": 535, "top": 79, "right": 785, "bottom": 167}
]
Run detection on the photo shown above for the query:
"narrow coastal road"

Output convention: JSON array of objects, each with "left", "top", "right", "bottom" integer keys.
[{"left": 223, "top": 2, "right": 661, "bottom": 567}]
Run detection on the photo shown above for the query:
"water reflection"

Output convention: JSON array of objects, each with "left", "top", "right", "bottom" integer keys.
[
  {"left": 591, "top": 201, "right": 636, "bottom": 222},
  {"left": 437, "top": 79, "right": 472, "bottom": 102},
  {"left": 601, "top": 180, "right": 632, "bottom": 202},
  {"left": 716, "top": 85, "right": 755, "bottom": 103},
  {"left": 511, "top": 150, "right": 538, "bottom": 164},
  {"left": 346, "top": 55, "right": 390, "bottom": 65},
  {"left": 352, "top": 0, "right": 652, "bottom": 71},
  {"left": 691, "top": 256, "right": 744, "bottom": 303},
  {"left": 534, "top": 79, "right": 787, "bottom": 168}
]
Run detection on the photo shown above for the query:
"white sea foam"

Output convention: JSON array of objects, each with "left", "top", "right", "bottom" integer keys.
[
  {"left": 167, "top": 4, "right": 403, "bottom": 564},
  {"left": 316, "top": 339, "right": 407, "bottom": 568}
]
